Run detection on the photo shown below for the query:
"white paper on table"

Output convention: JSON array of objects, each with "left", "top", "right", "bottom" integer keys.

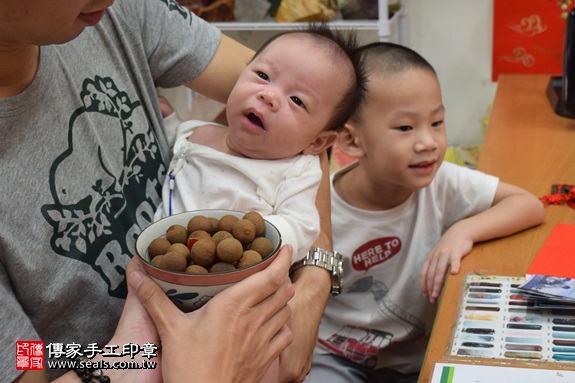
[{"left": 431, "top": 363, "right": 575, "bottom": 383}]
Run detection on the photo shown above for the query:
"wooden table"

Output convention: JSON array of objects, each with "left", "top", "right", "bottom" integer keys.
[{"left": 418, "top": 74, "right": 575, "bottom": 382}]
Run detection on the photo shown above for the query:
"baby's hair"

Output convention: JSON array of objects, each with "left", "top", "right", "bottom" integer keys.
[{"left": 252, "top": 23, "right": 367, "bottom": 132}]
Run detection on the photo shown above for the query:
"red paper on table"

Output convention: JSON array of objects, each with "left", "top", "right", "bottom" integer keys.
[
  {"left": 526, "top": 223, "right": 575, "bottom": 279},
  {"left": 492, "top": 1, "right": 572, "bottom": 82}
]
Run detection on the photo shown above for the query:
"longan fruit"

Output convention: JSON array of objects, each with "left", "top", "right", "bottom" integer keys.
[
  {"left": 148, "top": 237, "right": 171, "bottom": 259},
  {"left": 212, "top": 230, "right": 233, "bottom": 245},
  {"left": 167, "top": 243, "right": 191, "bottom": 263},
  {"left": 151, "top": 254, "right": 165, "bottom": 268},
  {"left": 208, "top": 217, "right": 219, "bottom": 232},
  {"left": 162, "top": 251, "right": 187, "bottom": 272},
  {"left": 248, "top": 237, "right": 274, "bottom": 258},
  {"left": 216, "top": 214, "right": 239, "bottom": 232},
  {"left": 187, "top": 230, "right": 212, "bottom": 251},
  {"left": 189, "top": 230, "right": 212, "bottom": 241},
  {"left": 210, "top": 262, "right": 236, "bottom": 273},
  {"left": 166, "top": 224, "right": 188, "bottom": 245},
  {"left": 237, "top": 250, "right": 262, "bottom": 269},
  {"left": 187, "top": 215, "right": 214, "bottom": 235},
  {"left": 190, "top": 238, "right": 217, "bottom": 267},
  {"left": 216, "top": 237, "right": 243, "bottom": 263},
  {"left": 243, "top": 211, "right": 265, "bottom": 236},
  {"left": 185, "top": 264, "right": 209, "bottom": 274},
  {"left": 232, "top": 219, "right": 256, "bottom": 245}
]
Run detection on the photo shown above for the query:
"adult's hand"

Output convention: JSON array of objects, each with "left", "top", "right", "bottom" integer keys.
[
  {"left": 128, "top": 245, "right": 295, "bottom": 383},
  {"left": 278, "top": 150, "right": 333, "bottom": 382},
  {"left": 278, "top": 266, "right": 331, "bottom": 383},
  {"left": 93, "top": 256, "right": 164, "bottom": 382}
]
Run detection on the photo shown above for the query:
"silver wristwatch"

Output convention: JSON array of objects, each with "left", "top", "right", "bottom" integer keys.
[{"left": 289, "top": 247, "right": 343, "bottom": 296}]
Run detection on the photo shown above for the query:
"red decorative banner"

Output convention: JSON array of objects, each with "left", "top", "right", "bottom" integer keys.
[{"left": 492, "top": 1, "right": 573, "bottom": 81}]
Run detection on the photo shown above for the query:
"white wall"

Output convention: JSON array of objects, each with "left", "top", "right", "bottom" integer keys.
[
  {"left": 404, "top": 0, "right": 498, "bottom": 145},
  {"left": 160, "top": 0, "right": 498, "bottom": 145}
]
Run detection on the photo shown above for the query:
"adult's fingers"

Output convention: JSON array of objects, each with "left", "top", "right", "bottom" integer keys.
[
  {"left": 267, "top": 323, "right": 294, "bottom": 361},
  {"left": 121, "top": 257, "right": 153, "bottom": 321},
  {"left": 213, "top": 245, "right": 295, "bottom": 313},
  {"left": 202, "top": 246, "right": 295, "bottom": 371},
  {"left": 127, "top": 258, "right": 184, "bottom": 333}
]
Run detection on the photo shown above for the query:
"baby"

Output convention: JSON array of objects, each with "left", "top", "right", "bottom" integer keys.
[{"left": 156, "top": 23, "right": 365, "bottom": 263}]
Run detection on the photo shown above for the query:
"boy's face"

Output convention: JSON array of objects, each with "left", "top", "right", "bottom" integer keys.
[
  {"left": 350, "top": 68, "right": 447, "bottom": 193},
  {"left": 0, "top": 0, "right": 113, "bottom": 46},
  {"left": 225, "top": 34, "right": 351, "bottom": 159}
]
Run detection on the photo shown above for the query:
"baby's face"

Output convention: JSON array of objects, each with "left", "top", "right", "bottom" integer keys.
[
  {"left": 352, "top": 68, "right": 447, "bottom": 194},
  {"left": 225, "top": 34, "right": 352, "bottom": 159}
]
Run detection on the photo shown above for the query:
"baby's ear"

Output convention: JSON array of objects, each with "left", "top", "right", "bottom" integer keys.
[
  {"left": 302, "top": 130, "right": 337, "bottom": 155},
  {"left": 336, "top": 122, "right": 364, "bottom": 158}
]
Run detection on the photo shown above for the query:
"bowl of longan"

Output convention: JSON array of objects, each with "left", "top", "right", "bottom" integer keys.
[{"left": 135, "top": 209, "right": 282, "bottom": 312}]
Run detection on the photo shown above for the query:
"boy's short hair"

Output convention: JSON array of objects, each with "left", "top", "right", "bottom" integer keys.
[
  {"left": 357, "top": 41, "right": 436, "bottom": 76},
  {"left": 350, "top": 42, "right": 436, "bottom": 121},
  {"left": 252, "top": 23, "right": 367, "bottom": 132}
]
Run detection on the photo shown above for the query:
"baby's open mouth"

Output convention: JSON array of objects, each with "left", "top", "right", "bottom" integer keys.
[{"left": 247, "top": 113, "right": 264, "bottom": 129}]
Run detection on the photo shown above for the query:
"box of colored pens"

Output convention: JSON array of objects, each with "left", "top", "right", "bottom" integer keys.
[{"left": 449, "top": 274, "right": 575, "bottom": 362}]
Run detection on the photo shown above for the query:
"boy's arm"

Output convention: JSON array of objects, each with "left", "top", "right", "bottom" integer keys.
[
  {"left": 279, "top": 151, "right": 333, "bottom": 383},
  {"left": 421, "top": 181, "right": 545, "bottom": 303}
]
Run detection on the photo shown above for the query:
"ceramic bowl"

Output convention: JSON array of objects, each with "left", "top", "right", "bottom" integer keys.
[{"left": 135, "top": 209, "right": 282, "bottom": 312}]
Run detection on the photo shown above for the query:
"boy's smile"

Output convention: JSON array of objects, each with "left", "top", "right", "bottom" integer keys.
[{"left": 409, "top": 159, "right": 439, "bottom": 177}]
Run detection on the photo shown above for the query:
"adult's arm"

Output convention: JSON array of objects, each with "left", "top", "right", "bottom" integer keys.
[
  {"left": 184, "top": 34, "right": 254, "bottom": 104},
  {"left": 279, "top": 150, "right": 333, "bottom": 382}
]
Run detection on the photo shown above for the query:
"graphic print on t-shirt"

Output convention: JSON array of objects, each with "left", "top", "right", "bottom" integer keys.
[
  {"left": 159, "top": 0, "right": 192, "bottom": 22},
  {"left": 320, "top": 236, "right": 427, "bottom": 368},
  {"left": 351, "top": 236, "right": 401, "bottom": 272},
  {"left": 41, "top": 76, "right": 165, "bottom": 298},
  {"left": 318, "top": 324, "right": 394, "bottom": 368}
]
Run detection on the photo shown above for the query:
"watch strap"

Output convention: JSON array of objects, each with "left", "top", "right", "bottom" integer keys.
[{"left": 290, "top": 247, "right": 343, "bottom": 295}]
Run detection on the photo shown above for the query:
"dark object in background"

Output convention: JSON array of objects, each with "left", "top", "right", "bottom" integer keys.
[
  {"left": 339, "top": 0, "right": 378, "bottom": 19},
  {"left": 547, "top": 7, "right": 575, "bottom": 118},
  {"left": 268, "top": 0, "right": 282, "bottom": 17},
  {"left": 177, "top": 0, "right": 235, "bottom": 21},
  {"left": 338, "top": 0, "right": 400, "bottom": 20}
]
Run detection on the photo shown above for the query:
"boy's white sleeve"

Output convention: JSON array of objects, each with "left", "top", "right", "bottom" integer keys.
[{"left": 437, "top": 162, "right": 500, "bottom": 228}]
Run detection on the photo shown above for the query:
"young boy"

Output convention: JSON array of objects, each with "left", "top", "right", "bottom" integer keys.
[
  {"left": 156, "top": 24, "right": 365, "bottom": 262},
  {"left": 307, "top": 42, "right": 545, "bottom": 383}
]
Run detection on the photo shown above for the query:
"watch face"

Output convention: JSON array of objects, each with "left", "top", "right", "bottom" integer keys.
[
  {"left": 330, "top": 251, "right": 343, "bottom": 295},
  {"left": 331, "top": 275, "right": 342, "bottom": 295},
  {"left": 331, "top": 266, "right": 343, "bottom": 295}
]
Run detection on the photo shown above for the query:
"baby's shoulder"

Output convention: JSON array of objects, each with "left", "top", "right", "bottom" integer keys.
[{"left": 185, "top": 123, "right": 227, "bottom": 147}]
